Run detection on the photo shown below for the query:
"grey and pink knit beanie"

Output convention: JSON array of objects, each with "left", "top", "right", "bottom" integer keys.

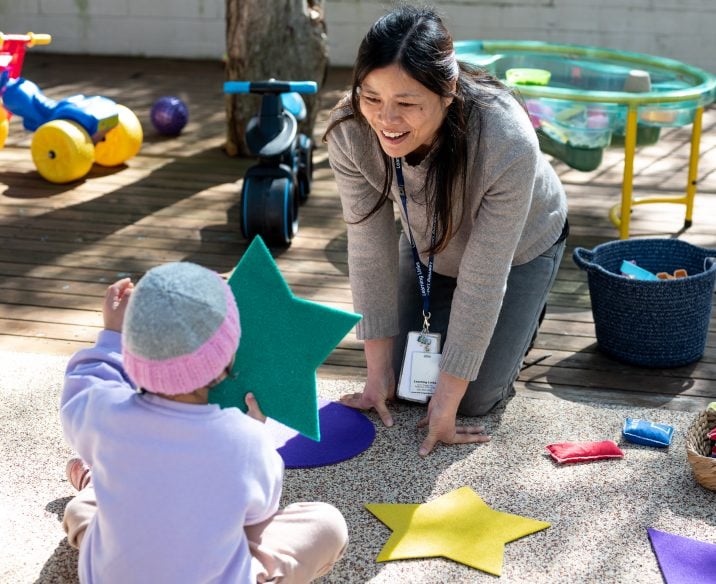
[{"left": 122, "top": 262, "right": 240, "bottom": 395}]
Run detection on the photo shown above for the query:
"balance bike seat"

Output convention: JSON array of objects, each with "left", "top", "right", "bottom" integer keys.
[
  {"left": 246, "top": 112, "right": 297, "bottom": 159},
  {"left": 280, "top": 92, "right": 307, "bottom": 121}
]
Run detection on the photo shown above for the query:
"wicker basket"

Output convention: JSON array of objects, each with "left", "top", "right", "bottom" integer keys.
[
  {"left": 573, "top": 238, "right": 716, "bottom": 367},
  {"left": 685, "top": 409, "right": 716, "bottom": 491}
]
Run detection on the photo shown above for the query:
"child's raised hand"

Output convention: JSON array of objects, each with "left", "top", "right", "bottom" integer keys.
[
  {"left": 244, "top": 392, "right": 266, "bottom": 423},
  {"left": 103, "top": 278, "right": 134, "bottom": 332}
]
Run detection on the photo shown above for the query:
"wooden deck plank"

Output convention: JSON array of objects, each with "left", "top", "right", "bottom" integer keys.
[{"left": 1, "top": 53, "right": 715, "bottom": 412}]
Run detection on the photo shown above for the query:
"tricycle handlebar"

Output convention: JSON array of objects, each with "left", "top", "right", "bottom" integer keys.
[{"left": 0, "top": 32, "right": 52, "bottom": 47}]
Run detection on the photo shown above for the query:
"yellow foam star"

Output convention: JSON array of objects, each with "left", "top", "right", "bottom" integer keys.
[{"left": 365, "top": 486, "right": 550, "bottom": 576}]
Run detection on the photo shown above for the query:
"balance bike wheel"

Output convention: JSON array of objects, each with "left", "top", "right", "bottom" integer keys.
[
  {"left": 297, "top": 136, "right": 313, "bottom": 202},
  {"left": 241, "top": 176, "right": 298, "bottom": 246},
  {"left": 31, "top": 120, "right": 95, "bottom": 184},
  {"left": 94, "top": 104, "right": 143, "bottom": 167}
]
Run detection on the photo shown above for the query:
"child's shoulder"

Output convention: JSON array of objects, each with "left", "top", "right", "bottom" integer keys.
[
  {"left": 212, "top": 408, "right": 276, "bottom": 445},
  {"left": 208, "top": 412, "right": 283, "bottom": 475}
]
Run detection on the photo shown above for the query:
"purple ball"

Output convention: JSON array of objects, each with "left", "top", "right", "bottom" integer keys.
[{"left": 150, "top": 96, "right": 189, "bottom": 136}]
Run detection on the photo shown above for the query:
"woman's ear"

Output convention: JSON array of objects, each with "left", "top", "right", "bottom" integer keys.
[{"left": 443, "top": 79, "right": 457, "bottom": 109}]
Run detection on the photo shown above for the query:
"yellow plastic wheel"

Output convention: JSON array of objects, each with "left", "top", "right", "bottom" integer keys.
[
  {"left": 0, "top": 107, "right": 9, "bottom": 149},
  {"left": 94, "top": 104, "right": 143, "bottom": 167},
  {"left": 31, "top": 120, "right": 95, "bottom": 184}
]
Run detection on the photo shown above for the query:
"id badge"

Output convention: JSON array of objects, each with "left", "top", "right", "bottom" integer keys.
[{"left": 397, "top": 331, "right": 441, "bottom": 403}]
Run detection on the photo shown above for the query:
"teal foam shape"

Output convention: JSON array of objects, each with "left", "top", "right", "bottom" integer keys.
[{"left": 209, "top": 237, "right": 361, "bottom": 441}]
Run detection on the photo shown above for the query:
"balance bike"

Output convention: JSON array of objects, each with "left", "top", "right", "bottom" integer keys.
[{"left": 224, "top": 79, "right": 317, "bottom": 246}]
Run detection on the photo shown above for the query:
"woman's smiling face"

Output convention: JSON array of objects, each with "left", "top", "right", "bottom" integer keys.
[{"left": 358, "top": 64, "right": 453, "bottom": 159}]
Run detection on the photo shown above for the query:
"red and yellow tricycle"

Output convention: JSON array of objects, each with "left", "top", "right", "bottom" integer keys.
[{"left": 1, "top": 32, "right": 143, "bottom": 183}]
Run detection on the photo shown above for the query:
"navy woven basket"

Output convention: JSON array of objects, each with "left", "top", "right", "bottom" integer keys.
[{"left": 573, "top": 238, "right": 716, "bottom": 367}]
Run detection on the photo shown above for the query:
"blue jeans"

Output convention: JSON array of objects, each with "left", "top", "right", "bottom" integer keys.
[{"left": 393, "top": 233, "right": 566, "bottom": 416}]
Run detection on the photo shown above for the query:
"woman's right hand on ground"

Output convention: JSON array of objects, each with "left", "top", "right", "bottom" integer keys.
[
  {"left": 340, "top": 337, "right": 396, "bottom": 427},
  {"left": 340, "top": 371, "right": 396, "bottom": 427}
]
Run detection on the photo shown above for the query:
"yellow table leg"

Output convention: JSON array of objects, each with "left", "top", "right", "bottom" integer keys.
[
  {"left": 609, "top": 105, "right": 705, "bottom": 238},
  {"left": 684, "top": 106, "right": 704, "bottom": 228},
  {"left": 617, "top": 106, "right": 639, "bottom": 239}
]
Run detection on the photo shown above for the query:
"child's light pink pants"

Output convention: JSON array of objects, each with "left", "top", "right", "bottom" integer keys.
[{"left": 64, "top": 488, "right": 348, "bottom": 583}]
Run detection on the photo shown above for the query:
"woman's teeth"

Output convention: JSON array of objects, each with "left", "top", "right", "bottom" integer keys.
[{"left": 382, "top": 130, "right": 407, "bottom": 138}]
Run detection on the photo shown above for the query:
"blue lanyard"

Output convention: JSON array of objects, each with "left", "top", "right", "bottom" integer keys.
[{"left": 393, "top": 157, "right": 436, "bottom": 323}]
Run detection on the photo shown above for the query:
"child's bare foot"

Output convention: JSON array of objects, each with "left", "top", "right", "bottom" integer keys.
[{"left": 66, "top": 456, "right": 92, "bottom": 491}]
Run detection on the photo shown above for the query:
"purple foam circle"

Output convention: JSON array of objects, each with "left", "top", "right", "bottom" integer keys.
[{"left": 266, "top": 399, "right": 376, "bottom": 468}]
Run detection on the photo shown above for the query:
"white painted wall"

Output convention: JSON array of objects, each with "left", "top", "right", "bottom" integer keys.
[
  {"left": 326, "top": 0, "right": 716, "bottom": 74},
  {"left": 0, "top": 0, "right": 226, "bottom": 59},
  {"left": 0, "top": 1, "right": 714, "bottom": 73}
]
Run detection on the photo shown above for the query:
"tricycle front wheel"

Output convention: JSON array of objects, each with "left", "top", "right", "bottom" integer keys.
[{"left": 31, "top": 120, "right": 94, "bottom": 184}]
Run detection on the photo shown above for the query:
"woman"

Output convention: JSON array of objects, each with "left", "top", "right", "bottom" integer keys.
[{"left": 324, "top": 5, "right": 568, "bottom": 456}]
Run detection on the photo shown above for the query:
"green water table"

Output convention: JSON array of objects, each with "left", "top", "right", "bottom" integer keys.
[{"left": 455, "top": 40, "right": 716, "bottom": 239}]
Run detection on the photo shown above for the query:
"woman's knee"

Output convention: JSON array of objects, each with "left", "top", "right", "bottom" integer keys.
[{"left": 457, "top": 387, "right": 506, "bottom": 417}]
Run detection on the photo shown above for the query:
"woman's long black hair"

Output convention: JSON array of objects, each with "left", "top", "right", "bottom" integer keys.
[{"left": 324, "top": 4, "right": 508, "bottom": 254}]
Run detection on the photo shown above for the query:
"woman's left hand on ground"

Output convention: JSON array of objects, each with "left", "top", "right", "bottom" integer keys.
[
  {"left": 416, "top": 373, "right": 491, "bottom": 456},
  {"left": 417, "top": 407, "right": 491, "bottom": 457}
]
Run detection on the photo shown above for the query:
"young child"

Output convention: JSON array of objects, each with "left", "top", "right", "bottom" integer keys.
[{"left": 61, "top": 262, "right": 348, "bottom": 583}]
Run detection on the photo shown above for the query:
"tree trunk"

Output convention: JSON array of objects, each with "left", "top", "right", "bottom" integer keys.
[{"left": 224, "top": 0, "right": 328, "bottom": 156}]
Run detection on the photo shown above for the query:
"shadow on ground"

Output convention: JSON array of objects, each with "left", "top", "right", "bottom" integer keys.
[{"left": 37, "top": 498, "right": 78, "bottom": 584}]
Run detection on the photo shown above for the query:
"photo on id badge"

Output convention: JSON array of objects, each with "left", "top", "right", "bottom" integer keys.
[{"left": 397, "top": 331, "right": 442, "bottom": 403}]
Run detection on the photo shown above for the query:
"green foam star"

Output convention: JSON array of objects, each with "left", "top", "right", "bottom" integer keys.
[
  {"left": 366, "top": 487, "right": 550, "bottom": 575},
  {"left": 209, "top": 237, "right": 361, "bottom": 441}
]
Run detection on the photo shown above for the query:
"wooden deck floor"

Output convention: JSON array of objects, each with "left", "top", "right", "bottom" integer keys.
[{"left": 1, "top": 54, "right": 715, "bottom": 412}]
